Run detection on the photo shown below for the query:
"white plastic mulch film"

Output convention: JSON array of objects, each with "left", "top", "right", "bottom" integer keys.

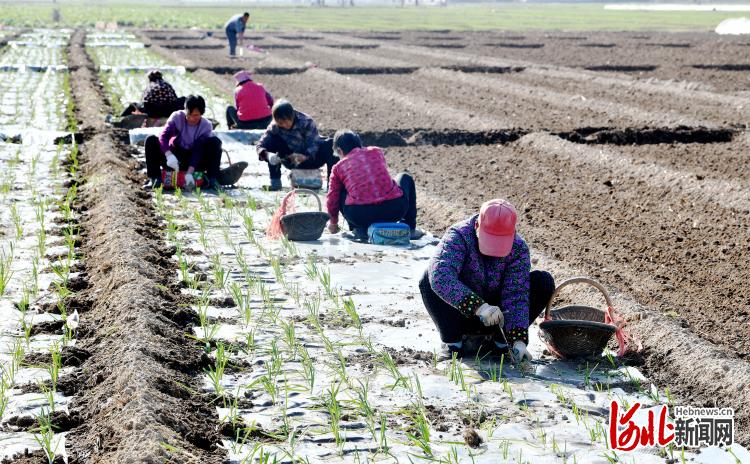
[{"left": 0, "top": 28, "right": 76, "bottom": 461}]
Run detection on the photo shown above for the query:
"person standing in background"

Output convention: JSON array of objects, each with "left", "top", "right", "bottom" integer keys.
[{"left": 225, "top": 12, "right": 250, "bottom": 57}]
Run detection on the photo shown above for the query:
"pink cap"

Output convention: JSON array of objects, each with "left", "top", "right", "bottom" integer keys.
[
  {"left": 233, "top": 70, "right": 253, "bottom": 84},
  {"left": 477, "top": 199, "right": 517, "bottom": 257}
]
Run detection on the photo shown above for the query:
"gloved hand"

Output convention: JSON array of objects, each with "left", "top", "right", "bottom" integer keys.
[
  {"left": 184, "top": 172, "right": 195, "bottom": 190},
  {"left": 257, "top": 148, "right": 268, "bottom": 162},
  {"left": 268, "top": 153, "right": 282, "bottom": 166},
  {"left": 475, "top": 303, "right": 504, "bottom": 327},
  {"left": 289, "top": 153, "right": 308, "bottom": 165},
  {"left": 511, "top": 341, "right": 533, "bottom": 364},
  {"left": 165, "top": 151, "right": 179, "bottom": 171}
]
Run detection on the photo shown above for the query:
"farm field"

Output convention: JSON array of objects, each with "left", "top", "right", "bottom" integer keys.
[
  {"left": 0, "top": 4, "right": 749, "bottom": 463},
  {"left": 0, "top": 3, "right": 748, "bottom": 31}
]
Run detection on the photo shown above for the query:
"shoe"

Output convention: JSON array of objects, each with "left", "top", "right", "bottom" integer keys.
[
  {"left": 217, "top": 161, "right": 248, "bottom": 186},
  {"left": 342, "top": 228, "right": 368, "bottom": 242},
  {"left": 441, "top": 341, "right": 465, "bottom": 359},
  {"left": 203, "top": 178, "right": 222, "bottom": 193},
  {"left": 410, "top": 228, "right": 425, "bottom": 240},
  {"left": 353, "top": 228, "right": 368, "bottom": 242},
  {"left": 263, "top": 178, "right": 282, "bottom": 191},
  {"left": 143, "top": 178, "right": 162, "bottom": 190}
]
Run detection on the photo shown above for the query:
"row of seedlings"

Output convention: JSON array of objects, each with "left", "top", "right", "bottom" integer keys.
[
  {"left": 147, "top": 175, "right": 694, "bottom": 463},
  {"left": 0, "top": 29, "right": 84, "bottom": 463}
]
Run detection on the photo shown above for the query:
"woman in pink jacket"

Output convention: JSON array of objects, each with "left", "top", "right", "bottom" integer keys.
[
  {"left": 225, "top": 70, "right": 274, "bottom": 130},
  {"left": 326, "top": 130, "right": 424, "bottom": 240}
]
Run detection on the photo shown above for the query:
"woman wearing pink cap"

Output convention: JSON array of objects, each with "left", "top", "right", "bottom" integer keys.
[
  {"left": 225, "top": 70, "right": 274, "bottom": 130},
  {"left": 419, "top": 199, "right": 555, "bottom": 363}
]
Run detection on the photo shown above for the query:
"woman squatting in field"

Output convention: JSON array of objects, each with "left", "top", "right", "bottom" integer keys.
[
  {"left": 121, "top": 70, "right": 185, "bottom": 119},
  {"left": 420, "top": 199, "right": 555, "bottom": 364},
  {"left": 143, "top": 95, "right": 222, "bottom": 191},
  {"left": 226, "top": 70, "right": 274, "bottom": 130},
  {"left": 325, "top": 130, "right": 425, "bottom": 241},
  {"left": 256, "top": 100, "right": 339, "bottom": 191}
]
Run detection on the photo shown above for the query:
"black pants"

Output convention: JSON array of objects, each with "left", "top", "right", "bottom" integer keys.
[
  {"left": 145, "top": 134, "right": 222, "bottom": 180},
  {"left": 121, "top": 97, "right": 185, "bottom": 119},
  {"left": 226, "top": 106, "right": 272, "bottom": 130},
  {"left": 341, "top": 172, "right": 417, "bottom": 231},
  {"left": 260, "top": 133, "right": 339, "bottom": 181},
  {"left": 419, "top": 269, "right": 555, "bottom": 344}
]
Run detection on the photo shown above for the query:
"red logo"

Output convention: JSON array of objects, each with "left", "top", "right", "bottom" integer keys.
[{"left": 609, "top": 401, "right": 675, "bottom": 451}]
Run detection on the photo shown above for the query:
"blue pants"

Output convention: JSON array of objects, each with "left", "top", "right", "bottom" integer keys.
[{"left": 226, "top": 27, "right": 237, "bottom": 55}]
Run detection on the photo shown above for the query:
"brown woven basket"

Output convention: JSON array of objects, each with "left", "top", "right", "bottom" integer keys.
[
  {"left": 538, "top": 277, "right": 617, "bottom": 359},
  {"left": 280, "top": 189, "right": 330, "bottom": 242}
]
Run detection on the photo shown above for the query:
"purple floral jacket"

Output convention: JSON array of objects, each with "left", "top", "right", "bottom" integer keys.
[{"left": 428, "top": 214, "right": 531, "bottom": 345}]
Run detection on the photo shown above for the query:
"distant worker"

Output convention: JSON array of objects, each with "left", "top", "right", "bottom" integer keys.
[
  {"left": 143, "top": 95, "right": 222, "bottom": 191},
  {"left": 256, "top": 100, "right": 339, "bottom": 191},
  {"left": 419, "top": 199, "right": 555, "bottom": 362},
  {"left": 226, "top": 70, "right": 274, "bottom": 130},
  {"left": 225, "top": 12, "right": 250, "bottom": 57},
  {"left": 326, "top": 130, "right": 424, "bottom": 240},
  {"left": 121, "top": 70, "right": 185, "bottom": 119}
]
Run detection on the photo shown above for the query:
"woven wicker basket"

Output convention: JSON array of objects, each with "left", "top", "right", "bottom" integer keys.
[
  {"left": 280, "top": 189, "right": 330, "bottom": 241},
  {"left": 538, "top": 277, "right": 617, "bottom": 359}
]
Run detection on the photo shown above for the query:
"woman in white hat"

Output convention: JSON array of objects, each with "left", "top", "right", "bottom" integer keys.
[{"left": 226, "top": 70, "right": 274, "bottom": 130}]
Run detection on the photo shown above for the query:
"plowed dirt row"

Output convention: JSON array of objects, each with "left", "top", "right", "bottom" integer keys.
[
  {"left": 381, "top": 137, "right": 750, "bottom": 354},
  {"left": 147, "top": 34, "right": 749, "bottom": 134},
  {"left": 58, "top": 30, "right": 223, "bottom": 463}
]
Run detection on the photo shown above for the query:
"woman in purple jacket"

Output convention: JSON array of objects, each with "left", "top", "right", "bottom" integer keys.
[
  {"left": 419, "top": 199, "right": 555, "bottom": 363},
  {"left": 144, "top": 95, "right": 222, "bottom": 191}
]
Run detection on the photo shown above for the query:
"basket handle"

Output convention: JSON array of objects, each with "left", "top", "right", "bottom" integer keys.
[
  {"left": 293, "top": 188, "right": 323, "bottom": 212},
  {"left": 222, "top": 148, "right": 233, "bottom": 165},
  {"left": 544, "top": 277, "right": 613, "bottom": 321}
]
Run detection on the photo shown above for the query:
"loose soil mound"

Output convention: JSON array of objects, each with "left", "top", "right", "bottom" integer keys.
[{"left": 61, "top": 29, "right": 224, "bottom": 463}]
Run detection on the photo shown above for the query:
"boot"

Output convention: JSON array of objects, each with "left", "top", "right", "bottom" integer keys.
[
  {"left": 264, "top": 178, "right": 282, "bottom": 191},
  {"left": 143, "top": 177, "right": 162, "bottom": 190}
]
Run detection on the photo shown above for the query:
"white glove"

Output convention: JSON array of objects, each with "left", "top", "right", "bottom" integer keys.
[
  {"left": 184, "top": 173, "right": 195, "bottom": 190},
  {"left": 165, "top": 151, "right": 179, "bottom": 171},
  {"left": 268, "top": 153, "right": 282, "bottom": 166},
  {"left": 511, "top": 341, "right": 533, "bottom": 364},
  {"left": 475, "top": 303, "right": 504, "bottom": 327}
]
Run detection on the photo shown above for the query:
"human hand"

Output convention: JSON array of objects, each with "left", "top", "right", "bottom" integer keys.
[
  {"left": 475, "top": 303, "right": 504, "bottom": 327},
  {"left": 268, "top": 153, "right": 282, "bottom": 166},
  {"left": 257, "top": 148, "right": 268, "bottom": 162},
  {"left": 289, "top": 153, "right": 308, "bottom": 165},
  {"left": 184, "top": 173, "right": 195, "bottom": 191},
  {"left": 511, "top": 341, "right": 533, "bottom": 364},
  {"left": 165, "top": 151, "right": 179, "bottom": 171},
  {"left": 328, "top": 223, "right": 340, "bottom": 234}
]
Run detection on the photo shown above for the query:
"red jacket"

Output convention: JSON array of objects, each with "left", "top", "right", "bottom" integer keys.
[
  {"left": 326, "top": 147, "right": 403, "bottom": 225},
  {"left": 235, "top": 81, "right": 273, "bottom": 122}
]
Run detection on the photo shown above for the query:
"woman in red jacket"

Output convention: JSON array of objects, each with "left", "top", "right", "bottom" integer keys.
[
  {"left": 225, "top": 70, "right": 274, "bottom": 130},
  {"left": 326, "top": 130, "right": 424, "bottom": 240}
]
